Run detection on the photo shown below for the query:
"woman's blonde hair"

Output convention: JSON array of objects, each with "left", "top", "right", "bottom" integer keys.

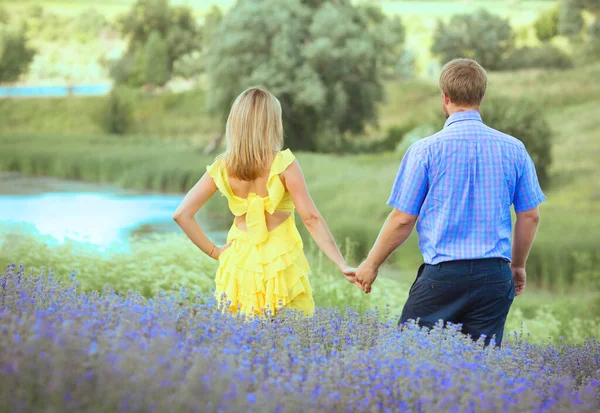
[{"left": 222, "top": 86, "right": 284, "bottom": 181}]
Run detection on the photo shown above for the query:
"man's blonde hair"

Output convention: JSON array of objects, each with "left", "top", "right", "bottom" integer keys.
[
  {"left": 439, "top": 58, "right": 488, "bottom": 107},
  {"left": 222, "top": 87, "right": 284, "bottom": 181}
]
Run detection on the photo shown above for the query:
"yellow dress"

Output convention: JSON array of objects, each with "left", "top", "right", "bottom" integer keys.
[{"left": 206, "top": 149, "right": 315, "bottom": 317}]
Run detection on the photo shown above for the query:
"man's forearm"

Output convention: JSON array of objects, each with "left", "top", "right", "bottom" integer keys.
[
  {"left": 364, "top": 210, "right": 416, "bottom": 269},
  {"left": 512, "top": 215, "right": 540, "bottom": 267}
]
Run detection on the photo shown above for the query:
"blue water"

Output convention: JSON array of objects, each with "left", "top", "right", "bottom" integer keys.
[
  {"left": 0, "top": 84, "right": 110, "bottom": 98},
  {"left": 0, "top": 174, "right": 228, "bottom": 249}
]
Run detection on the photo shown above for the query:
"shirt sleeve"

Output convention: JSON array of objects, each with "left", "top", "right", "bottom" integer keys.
[
  {"left": 513, "top": 149, "right": 546, "bottom": 213},
  {"left": 387, "top": 144, "right": 428, "bottom": 215}
]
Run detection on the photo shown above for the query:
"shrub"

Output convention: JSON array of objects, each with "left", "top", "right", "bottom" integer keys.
[
  {"left": 98, "top": 86, "right": 135, "bottom": 135},
  {"left": 0, "top": 265, "right": 599, "bottom": 412},
  {"left": 500, "top": 44, "right": 574, "bottom": 70},
  {"left": 579, "top": 20, "right": 600, "bottom": 64},
  {"left": 0, "top": 24, "right": 36, "bottom": 83},
  {"left": 559, "top": 0, "right": 584, "bottom": 38},
  {"left": 535, "top": 6, "right": 560, "bottom": 42},
  {"left": 480, "top": 95, "right": 553, "bottom": 189},
  {"left": 431, "top": 9, "right": 515, "bottom": 71},
  {"left": 343, "top": 122, "right": 417, "bottom": 154}
]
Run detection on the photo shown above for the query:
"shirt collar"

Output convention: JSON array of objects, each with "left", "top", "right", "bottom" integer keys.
[{"left": 444, "top": 110, "right": 482, "bottom": 128}]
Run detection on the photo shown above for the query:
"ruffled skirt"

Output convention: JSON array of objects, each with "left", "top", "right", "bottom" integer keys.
[{"left": 214, "top": 215, "right": 315, "bottom": 317}]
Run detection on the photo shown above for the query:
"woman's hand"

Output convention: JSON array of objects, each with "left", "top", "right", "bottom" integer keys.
[
  {"left": 339, "top": 264, "right": 364, "bottom": 291},
  {"left": 211, "top": 242, "right": 233, "bottom": 260}
]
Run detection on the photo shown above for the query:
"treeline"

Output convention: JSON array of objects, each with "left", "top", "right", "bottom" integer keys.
[{"left": 3, "top": 0, "right": 600, "bottom": 189}]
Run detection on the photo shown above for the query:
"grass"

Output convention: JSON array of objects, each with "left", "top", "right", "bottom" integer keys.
[
  {"left": 2, "top": 226, "right": 599, "bottom": 343},
  {"left": 0, "top": 89, "right": 219, "bottom": 143},
  {"left": 2, "top": 65, "right": 600, "bottom": 289}
]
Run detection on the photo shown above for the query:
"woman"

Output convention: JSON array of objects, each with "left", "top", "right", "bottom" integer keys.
[{"left": 173, "top": 87, "right": 360, "bottom": 317}]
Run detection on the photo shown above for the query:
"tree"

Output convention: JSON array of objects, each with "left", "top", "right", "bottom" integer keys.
[
  {"left": 482, "top": 96, "right": 552, "bottom": 189},
  {"left": 0, "top": 24, "right": 36, "bottom": 83},
  {"left": 71, "top": 8, "right": 110, "bottom": 42},
  {"left": 431, "top": 9, "right": 515, "bottom": 71},
  {"left": 202, "top": 5, "right": 222, "bottom": 50},
  {"left": 559, "top": 0, "right": 584, "bottom": 38},
  {"left": 111, "top": 0, "right": 201, "bottom": 87},
  {"left": 205, "top": 0, "right": 406, "bottom": 152},
  {"left": 534, "top": 6, "right": 560, "bottom": 42},
  {"left": 143, "top": 31, "right": 169, "bottom": 87},
  {"left": 98, "top": 86, "right": 135, "bottom": 135}
]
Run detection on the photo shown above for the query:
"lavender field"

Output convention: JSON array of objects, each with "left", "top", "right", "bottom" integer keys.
[{"left": 1, "top": 264, "right": 599, "bottom": 413}]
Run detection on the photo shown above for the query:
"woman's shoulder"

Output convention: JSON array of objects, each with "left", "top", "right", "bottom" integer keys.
[
  {"left": 206, "top": 154, "right": 226, "bottom": 177},
  {"left": 272, "top": 149, "right": 296, "bottom": 176}
]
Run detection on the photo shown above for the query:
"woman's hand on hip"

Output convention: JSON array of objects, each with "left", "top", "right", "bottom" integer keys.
[{"left": 211, "top": 242, "right": 233, "bottom": 260}]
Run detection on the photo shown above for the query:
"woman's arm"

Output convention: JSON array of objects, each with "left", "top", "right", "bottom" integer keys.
[
  {"left": 172, "top": 172, "right": 230, "bottom": 260},
  {"left": 281, "top": 160, "right": 358, "bottom": 284}
]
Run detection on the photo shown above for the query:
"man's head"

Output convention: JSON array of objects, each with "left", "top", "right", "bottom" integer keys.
[{"left": 439, "top": 58, "right": 488, "bottom": 118}]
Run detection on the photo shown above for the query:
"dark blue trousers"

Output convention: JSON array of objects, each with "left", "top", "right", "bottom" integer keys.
[{"left": 399, "top": 258, "right": 515, "bottom": 347}]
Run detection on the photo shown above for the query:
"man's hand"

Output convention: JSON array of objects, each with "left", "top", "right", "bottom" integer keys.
[
  {"left": 355, "top": 261, "right": 379, "bottom": 294},
  {"left": 510, "top": 265, "right": 526, "bottom": 296},
  {"left": 340, "top": 265, "right": 364, "bottom": 291}
]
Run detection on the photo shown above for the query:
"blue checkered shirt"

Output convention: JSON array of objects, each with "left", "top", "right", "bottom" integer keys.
[{"left": 388, "top": 110, "right": 546, "bottom": 264}]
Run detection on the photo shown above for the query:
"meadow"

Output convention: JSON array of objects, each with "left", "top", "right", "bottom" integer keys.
[
  {"left": 2, "top": 0, "right": 600, "bottom": 409},
  {"left": 2, "top": 65, "right": 600, "bottom": 287},
  {"left": 1, "top": 264, "right": 599, "bottom": 412}
]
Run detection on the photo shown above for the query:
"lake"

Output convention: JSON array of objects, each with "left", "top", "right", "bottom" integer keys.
[
  {"left": 0, "top": 84, "right": 110, "bottom": 98},
  {"left": 0, "top": 173, "right": 228, "bottom": 250}
]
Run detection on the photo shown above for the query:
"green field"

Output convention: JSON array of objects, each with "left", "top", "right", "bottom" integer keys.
[{"left": 2, "top": 65, "right": 600, "bottom": 290}]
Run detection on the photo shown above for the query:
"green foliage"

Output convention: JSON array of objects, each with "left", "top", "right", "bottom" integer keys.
[
  {"left": 112, "top": 0, "right": 202, "bottom": 86},
  {"left": 559, "top": 0, "right": 584, "bottom": 38},
  {"left": 2, "top": 227, "right": 598, "bottom": 343},
  {"left": 202, "top": 5, "right": 222, "bottom": 50},
  {"left": 0, "top": 23, "right": 36, "bottom": 83},
  {"left": 205, "top": 0, "right": 406, "bottom": 152},
  {"left": 534, "top": 6, "right": 560, "bottom": 42},
  {"left": 500, "top": 44, "right": 574, "bottom": 70},
  {"left": 143, "top": 31, "right": 169, "bottom": 87},
  {"left": 431, "top": 9, "right": 515, "bottom": 71},
  {"left": 344, "top": 122, "right": 417, "bottom": 154},
  {"left": 0, "top": 7, "right": 9, "bottom": 25},
  {"left": 481, "top": 96, "right": 553, "bottom": 189},
  {"left": 98, "top": 87, "right": 135, "bottom": 134},
  {"left": 579, "top": 19, "right": 600, "bottom": 63},
  {"left": 0, "top": 227, "right": 217, "bottom": 297},
  {"left": 71, "top": 8, "right": 110, "bottom": 43}
]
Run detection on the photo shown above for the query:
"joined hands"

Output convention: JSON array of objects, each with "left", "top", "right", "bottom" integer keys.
[{"left": 340, "top": 262, "right": 379, "bottom": 294}]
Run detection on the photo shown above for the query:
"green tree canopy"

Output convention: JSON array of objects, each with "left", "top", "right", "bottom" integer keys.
[
  {"left": 0, "top": 23, "right": 36, "bottom": 83},
  {"left": 111, "top": 0, "right": 202, "bottom": 87},
  {"left": 431, "top": 9, "right": 515, "bottom": 71},
  {"left": 559, "top": 0, "right": 584, "bottom": 38},
  {"left": 143, "top": 31, "right": 169, "bottom": 87},
  {"left": 535, "top": 6, "right": 560, "bottom": 42},
  {"left": 205, "top": 0, "right": 406, "bottom": 152}
]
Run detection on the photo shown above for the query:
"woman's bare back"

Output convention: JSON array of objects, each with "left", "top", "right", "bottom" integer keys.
[{"left": 227, "top": 169, "right": 291, "bottom": 232}]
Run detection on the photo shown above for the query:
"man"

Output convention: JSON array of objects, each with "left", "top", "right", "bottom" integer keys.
[{"left": 355, "top": 58, "right": 546, "bottom": 346}]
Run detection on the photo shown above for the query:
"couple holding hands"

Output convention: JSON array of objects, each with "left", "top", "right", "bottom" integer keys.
[{"left": 173, "top": 58, "right": 544, "bottom": 347}]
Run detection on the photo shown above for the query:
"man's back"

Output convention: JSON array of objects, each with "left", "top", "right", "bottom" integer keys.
[{"left": 387, "top": 110, "right": 546, "bottom": 264}]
